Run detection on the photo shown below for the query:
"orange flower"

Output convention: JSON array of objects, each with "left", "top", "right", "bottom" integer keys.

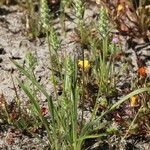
[
  {"left": 137, "top": 67, "right": 147, "bottom": 76},
  {"left": 130, "top": 96, "right": 138, "bottom": 107}
]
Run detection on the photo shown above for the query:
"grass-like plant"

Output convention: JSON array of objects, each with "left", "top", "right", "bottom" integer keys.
[
  {"left": 3, "top": 0, "right": 150, "bottom": 149},
  {"left": 12, "top": 56, "right": 150, "bottom": 149}
]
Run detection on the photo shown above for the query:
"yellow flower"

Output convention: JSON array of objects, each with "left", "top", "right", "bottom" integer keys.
[
  {"left": 78, "top": 60, "right": 90, "bottom": 71},
  {"left": 117, "top": 4, "right": 124, "bottom": 12},
  {"left": 130, "top": 96, "right": 138, "bottom": 107}
]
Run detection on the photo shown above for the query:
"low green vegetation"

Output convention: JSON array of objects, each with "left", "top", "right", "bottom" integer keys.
[{"left": 0, "top": 0, "right": 150, "bottom": 149}]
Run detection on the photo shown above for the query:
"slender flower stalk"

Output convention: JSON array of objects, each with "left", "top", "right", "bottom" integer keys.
[
  {"left": 40, "top": 0, "right": 50, "bottom": 30},
  {"left": 73, "top": 0, "right": 84, "bottom": 20},
  {"left": 98, "top": 6, "right": 109, "bottom": 38}
]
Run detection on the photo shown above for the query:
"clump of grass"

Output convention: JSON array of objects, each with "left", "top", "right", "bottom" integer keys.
[
  {"left": 6, "top": 0, "right": 150, "bottom": 149},
  {"left": 12, "top": 56, "right": 150, "bottom": 149}
]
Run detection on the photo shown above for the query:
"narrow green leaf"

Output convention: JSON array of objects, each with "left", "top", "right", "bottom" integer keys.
[{"left": 81, "top": 87, "right": 150, "bottom": 136}]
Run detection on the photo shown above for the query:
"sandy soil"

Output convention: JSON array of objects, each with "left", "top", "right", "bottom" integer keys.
[{"left": 0, "top": 3, "right": 150, "bottom": 150}]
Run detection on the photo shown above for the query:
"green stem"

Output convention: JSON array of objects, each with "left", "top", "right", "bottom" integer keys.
[{"left": 46, "top": 31, "right": 58, "bottom": 100}]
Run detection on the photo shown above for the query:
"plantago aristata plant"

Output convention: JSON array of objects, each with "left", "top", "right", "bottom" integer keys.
[
  {"left": 59, "top": 0, "right": 67, "bottom": 35},
  {"left": 73, "top": 0, "right": 84, "bottom": 20},
  {"left": 93, "top": 6, "right": 112, "bottom": 94},
  {"left": 98, "top": 6, "right": 109, "bottom": 38},
  {"left": 40, "top": 0, "right": 50, "bottom": 30},
  {"left": 73, "top": 0, "right": 85, "bottom": 42},
  {"left": 40, "top": 0, "right": 61, "bottom": 97},
  {"left": 10, "top": 0, "right": 150, "bottom": 149}
]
